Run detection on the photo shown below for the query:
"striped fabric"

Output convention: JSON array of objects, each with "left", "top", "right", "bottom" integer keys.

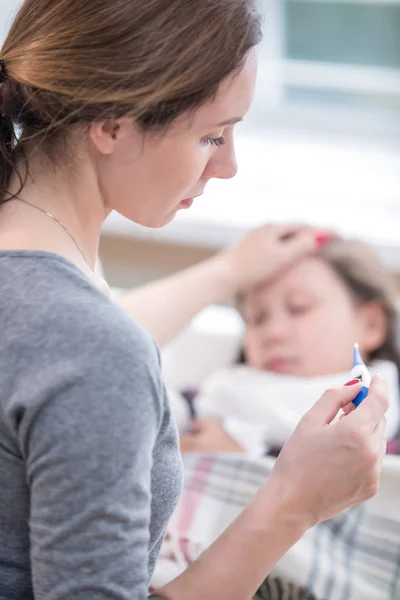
[
  {"left": 152, "top": 454, "right": 400, "bottom": 600},
  {"left": 255, "top": 577, "right": 317, "bottom": 600}
]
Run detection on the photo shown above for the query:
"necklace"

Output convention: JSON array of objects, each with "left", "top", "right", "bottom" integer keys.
[{"left": 16, "top": 197, "right": 95, "bottom": 272}]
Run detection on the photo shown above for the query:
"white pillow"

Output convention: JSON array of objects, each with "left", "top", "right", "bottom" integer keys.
[{"left": 162, "top": 306, "right": 244, "bottom": 391}]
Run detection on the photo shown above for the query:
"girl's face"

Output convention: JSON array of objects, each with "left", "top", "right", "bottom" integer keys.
[
  {"left": 90, "top": 51, "right": 258, "bottom": 228},
  {"left": 241, "top": 257, "right": 386, "bottom": 377}
]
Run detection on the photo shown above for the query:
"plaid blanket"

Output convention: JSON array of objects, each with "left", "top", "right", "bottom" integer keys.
[{"left": 152, "top": 454, "right": 400, "bottom": 600}]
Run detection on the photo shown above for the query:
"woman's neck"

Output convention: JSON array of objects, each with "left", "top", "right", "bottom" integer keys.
[{"left": 0, "top": 152, "right": 110, "bottom": 293}]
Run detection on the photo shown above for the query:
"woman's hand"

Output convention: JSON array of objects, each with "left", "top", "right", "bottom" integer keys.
[
  {"left": 180, "top": 419, "right": 245, "bottom": 454},
  {"left": 265, "top": 375, "right": 388, "bottom": 529},
  {"left": 154, "top": 382, "right": 387, "bottom": 600},
  {"left": 220, "top": 223, "right": 330, "bottom": 294},
  {"left": 117, "top": 222, "right": 333, "bottom": 346}
]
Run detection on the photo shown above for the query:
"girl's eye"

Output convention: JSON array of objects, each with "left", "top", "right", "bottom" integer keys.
[
  {"left": 289, "top": 304, "right": 311, "bottom": 315},
  {"left": 202, "top": 136, "right": 225, "bottom": 148},
  {"left": 251, "top": 312, "right": 267, "bottom": 327}
]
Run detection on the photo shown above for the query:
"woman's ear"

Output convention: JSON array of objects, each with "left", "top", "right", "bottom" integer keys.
[
  {"left": 358, "top": 301, "right": 388, "bottom": 354},
  {"left": 89, "top": 119, "right": 127, "bottom": 155}
]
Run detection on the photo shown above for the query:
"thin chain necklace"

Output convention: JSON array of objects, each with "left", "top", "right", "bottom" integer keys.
[{"left": 16, "top": 197, "right": 95, "bottom": 272}]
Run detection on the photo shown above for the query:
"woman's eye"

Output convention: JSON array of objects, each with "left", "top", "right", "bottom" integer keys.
[{"left": 202, "top": 136, "right": 225, "bottom": 148}]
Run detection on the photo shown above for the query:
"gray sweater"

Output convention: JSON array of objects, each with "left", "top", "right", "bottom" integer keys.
[{"left": 0, "top": 252, "right": 183, "bottom": 599}]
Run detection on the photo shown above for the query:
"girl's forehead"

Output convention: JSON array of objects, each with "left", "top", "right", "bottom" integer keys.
[{"left": 248, "top": 258, "right": 335, "bottom": 303}]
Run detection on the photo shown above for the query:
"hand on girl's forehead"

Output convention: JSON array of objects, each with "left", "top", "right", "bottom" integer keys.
[{"left": 241, "top": 252, "right": 390, "bottom": 378}]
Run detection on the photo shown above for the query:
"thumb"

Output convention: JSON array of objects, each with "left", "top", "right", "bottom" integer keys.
[
  {"left": 347, "top": 375, "right": 389, "bottom": 429},
  {"left": 304, "top": 382, "right": 363, "bottom": 426}
]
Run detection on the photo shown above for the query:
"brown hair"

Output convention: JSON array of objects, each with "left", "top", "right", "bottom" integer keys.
[
  {"left": 321, "top": 239, "right": 400, "bottom": 370},
  {"left": 237, "top": 239, "right": 400, "bottom": 372},
  {"left": 0, "top": 0, "right": 262, "bottom": 200}
]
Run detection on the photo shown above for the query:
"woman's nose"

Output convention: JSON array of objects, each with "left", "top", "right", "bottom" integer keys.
[{"left": 203, "top": 139, "right": 238, "bottom": 181}]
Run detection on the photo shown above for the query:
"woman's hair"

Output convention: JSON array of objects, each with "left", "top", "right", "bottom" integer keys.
[
  {"left": 238, "top": 239, "right": 400, "bottom": 371},
  {"left": 0, "top": 0, "right": 262, "bottom": 200}
]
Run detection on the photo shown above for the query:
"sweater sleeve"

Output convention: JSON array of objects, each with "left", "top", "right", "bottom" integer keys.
[{"left": 10, "top": 318, "right": 165, "bottom": 600}]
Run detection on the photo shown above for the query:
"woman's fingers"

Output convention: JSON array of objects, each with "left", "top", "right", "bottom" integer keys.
[
  {"left": 347, "top": 375, "right": 389, "bottom": 431},
  {"left": 341, "top": 401, "right": 356, "bottom": 416},
  {"left": 301, "top": 382, "right": 362, "bottom": 427},
  {"left": 223, "top": 222, "right": 337, "bottom": 293},
  {"left": 270, "top": 377, "right": 389, "bottom": 527}
]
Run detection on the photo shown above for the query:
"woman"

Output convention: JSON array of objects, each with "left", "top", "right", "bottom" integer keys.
[{"left": 0, "top": 1, "right": 388, "bottom": 599}]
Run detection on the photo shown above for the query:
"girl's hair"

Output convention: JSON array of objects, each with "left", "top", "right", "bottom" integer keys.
[
  {"left": 321, "top": 239, "right": 400, "bottom": 370},
  {"left": 238, "top": 239, "right": 400, "bottom": 372},
  {"left": 0, "top": 0, "right": 262, "bottom": 200}
]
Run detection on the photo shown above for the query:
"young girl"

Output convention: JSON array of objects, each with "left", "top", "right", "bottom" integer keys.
[
  {"left": 179, "top": 239, "right": 400, "bottom": 455},
  {"left": 0, "top": 1, "right": 388, "bottom": 599}
]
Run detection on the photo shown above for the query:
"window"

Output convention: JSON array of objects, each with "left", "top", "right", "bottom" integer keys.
[{"left": 251, "top": 0, "right": 400, "bottom": 141}]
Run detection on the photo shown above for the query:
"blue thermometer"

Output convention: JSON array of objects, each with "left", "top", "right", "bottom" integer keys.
[{"left": 351, "top": 343, "right": 371, "bottom": 407}]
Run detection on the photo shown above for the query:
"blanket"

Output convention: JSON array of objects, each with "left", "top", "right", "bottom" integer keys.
[
  {"left": 193, "top": 360, "right": 400, "bottom": 456},
  {"left": 152, "top": 454, "right": 400, "bottom": 600}
]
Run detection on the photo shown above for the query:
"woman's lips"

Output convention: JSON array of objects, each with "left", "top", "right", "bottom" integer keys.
[
  {"left": 179, "top": 192, "right": 203, "bottom": 209},
  {"left": 180, "top": 198, "right": 194, "bottom": 209}
]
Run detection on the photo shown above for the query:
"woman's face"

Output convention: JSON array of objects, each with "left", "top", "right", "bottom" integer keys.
[
  {"left": 91, "top": 51, "right": 258, "bottom": 227},
  {"left": 241, "top": 257, "right": 386, "bottom": 377}
]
